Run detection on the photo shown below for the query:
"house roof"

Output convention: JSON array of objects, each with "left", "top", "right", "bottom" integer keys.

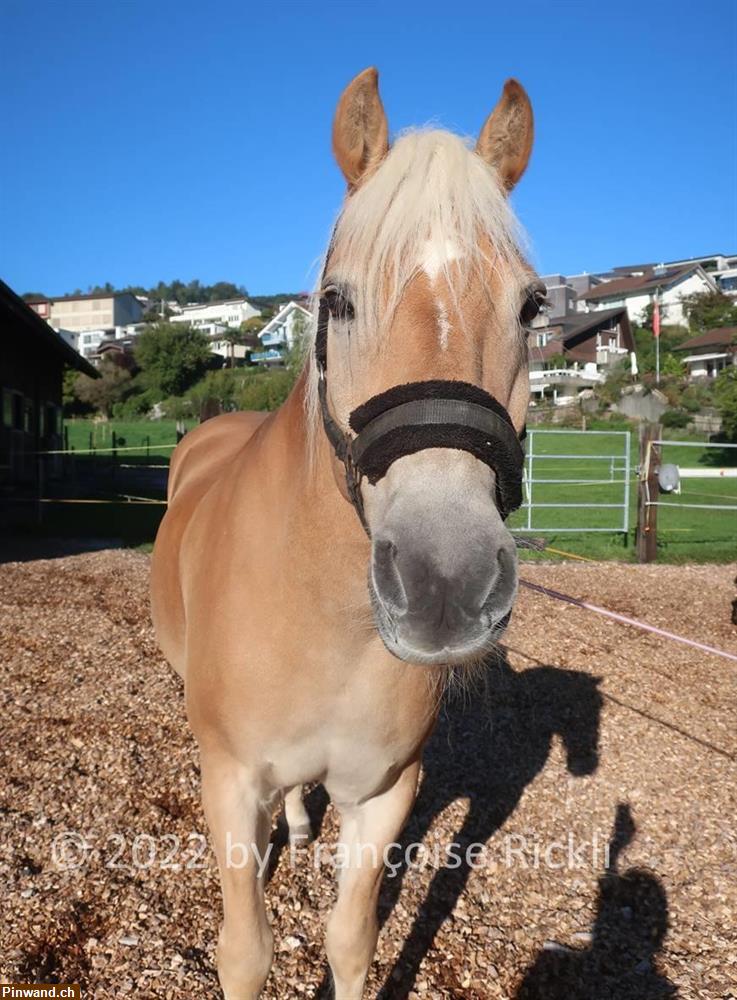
[
  {"left": 25, "top": 290, "right": 140, "bottom": 305},
  {"left": 529, "top": 306, "right": 634, "bottom": 365},
  {"left": 1, "top": 280, "right": 98, "bottom": 376},
  {"left": 258, "top": 300, "right": 313, "bottom": 337},
  {"left": 179, "top": 297, "right": 255, "bottom": 312},
  {"left": 674, "top": 326, "right": 737, "bottom": 352},
  {"left": 556, "top": 306, "right": 629, "bottom": 336},
  {"left": 578, "top": 265, "right": 700, "bottom": 302}
]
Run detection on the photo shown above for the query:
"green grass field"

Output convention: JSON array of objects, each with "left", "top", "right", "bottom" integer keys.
[
  {"left": 46, "top": 419, "right": 737, "bottom": 563},
  {"left": 509, "top": 428, "right": 736, "bottom": 564},
  {"left": 64, "top": 417, "right": 197, "bottom": 459}
]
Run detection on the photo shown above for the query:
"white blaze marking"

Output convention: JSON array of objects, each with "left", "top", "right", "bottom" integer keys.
[
  {"left": 421, "top": 238, "right": 461, "bottom": 280},
  {"left": 435, "top": 297, "right": 451, "bottom": 350},
  {"left": 421, "top": 238, "right": 460, "bottom": 349}
]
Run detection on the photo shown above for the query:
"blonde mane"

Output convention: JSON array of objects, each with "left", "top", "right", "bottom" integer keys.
[{"left": 304, "top": 128, "right": 529, "bottom": 434}]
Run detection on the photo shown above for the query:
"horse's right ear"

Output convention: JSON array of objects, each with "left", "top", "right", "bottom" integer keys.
[{"left": 332, "top": 67, "right": 389, "bottom": 189}]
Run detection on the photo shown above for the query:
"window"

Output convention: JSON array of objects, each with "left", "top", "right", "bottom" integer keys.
[
  {"left": 11, "top": 393, "right": 24, "bottom": 431},
  {"left": 45, "top": 404, "right": 58, "bottom": 437},
  {"left": 2, "top": 389, "right": 12, "bottom": 427}
]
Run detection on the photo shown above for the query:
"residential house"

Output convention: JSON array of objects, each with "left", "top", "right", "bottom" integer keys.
[
  {"left": 91, "top": 335, "right": 139, "bottom": 370},
  {"left": 674, "top": 326, "right": 737, "bottom": 379},
  {"left": 170, "top": 297, "right": 260, "bottom": 337},
  {"left": 252, "top": 301, "right": 312, "bottom": 365},
  {"left": 540, "top": 273, "right": 603, "bottom": 320},
  {"left": 578, "top": 264, "right": 718, "bottom": 327},
  {"left": 1, "top": 279, "right": 97, "bottom": 490},
  {"left": 528, "top": 307, "right": 634, "bottom": 406},
  {"left": 659, "top": 253, "right": 737, "bottom": 297},
  {"left": 27, "top": 291, "right": 143, "bottom": 333}
]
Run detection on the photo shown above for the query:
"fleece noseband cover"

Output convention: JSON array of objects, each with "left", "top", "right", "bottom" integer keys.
[{"left": 315, "top": 297, "right": 525, "bottom": 533}]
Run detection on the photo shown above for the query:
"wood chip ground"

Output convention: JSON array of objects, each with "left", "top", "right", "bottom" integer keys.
[{"left": 1, "top": 551, "right": 736, "bottom": 999}]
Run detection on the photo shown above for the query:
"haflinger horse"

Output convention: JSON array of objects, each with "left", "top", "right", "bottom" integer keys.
[{"left": 151, "top": 67, "right": 545, "bottom": 999}]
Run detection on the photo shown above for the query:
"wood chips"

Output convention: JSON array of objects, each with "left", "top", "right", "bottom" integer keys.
[{"left": 1, "top": 551, "right": 736, "bottom": 999}]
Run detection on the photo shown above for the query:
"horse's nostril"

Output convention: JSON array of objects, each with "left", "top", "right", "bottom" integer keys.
[
  {"left": 479, "top": 541, "right": 518, "bottom": 616},
  {"left": 372, "top": 538, "right": 408, "bottom": 615}
]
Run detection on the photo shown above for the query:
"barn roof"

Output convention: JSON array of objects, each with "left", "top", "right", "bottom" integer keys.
[{"left": 0, "top": 279, "right": 98, "bottom": 377}]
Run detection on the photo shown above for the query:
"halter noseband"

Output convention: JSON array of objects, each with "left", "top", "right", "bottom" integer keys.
[{"left": 315, "top": 296, "right": 526, "bottom": 535}]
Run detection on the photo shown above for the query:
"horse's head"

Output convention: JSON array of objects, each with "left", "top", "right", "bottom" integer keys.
[{"left": 312, "top": 68, "right": 543, "bottom": 666}]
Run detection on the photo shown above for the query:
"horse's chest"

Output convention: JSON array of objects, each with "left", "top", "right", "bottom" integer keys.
[{"left": 266, "top": 687, "right": 429, "bottom": 804}]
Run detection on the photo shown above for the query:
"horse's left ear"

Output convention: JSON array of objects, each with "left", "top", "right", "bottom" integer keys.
[
  {"left": 333, "top": 67, "right": 389, "bottom": 188},
  {"left": 476, "top": 79, "right": 534, "bottom": 192}
]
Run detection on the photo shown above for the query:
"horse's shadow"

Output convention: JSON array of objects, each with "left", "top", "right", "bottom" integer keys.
[
  {"left": 370, "top": 652, "right": 604, "bottom": 998},
  {"left": 516, "top": 802, "right": 676, "bottom": 999}
]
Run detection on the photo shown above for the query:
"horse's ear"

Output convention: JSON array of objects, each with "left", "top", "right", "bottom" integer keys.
[
  {"left": 332, "top": 67, "right": 389, "bottom": 188},
  {"left": 476, "top": 79, "right": 534, "bottom": 192}
]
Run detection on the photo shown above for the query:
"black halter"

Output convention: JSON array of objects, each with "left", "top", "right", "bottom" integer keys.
[{"left": 315, "top": 296, "right": 526, "bottom": 535}]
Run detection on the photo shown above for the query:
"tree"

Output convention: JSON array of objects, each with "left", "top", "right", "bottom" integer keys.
[
  {"left": 714, "top": 367, "right": 737, "bottom": 441},
  {"left": 208, "top": 281, "right": 247, "bottom": 302},
  {"left": 680, "top": 291, "right": 737, "bottom": 333},
  {"left": 63, "top": 366, "right": 92, "bottom": 416},
  {"left": 546, "top": 352, "right": 568, "bottom": 370},
  {"left": 135, "top": 323, "right": 213, "bottom": 397},
  {"left": 632, "top": 324, "right": 684, "bottom": 376},
  {"left": 73, "top": 358, "right": 132, "bottom": 418},
  {"left": 240, "top": 316, "right": 265, "bottom": 335}
]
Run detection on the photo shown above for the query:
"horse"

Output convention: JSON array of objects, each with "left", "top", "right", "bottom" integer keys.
[{"left": 151, "top": 66, "right": 544, "bottom": 999}]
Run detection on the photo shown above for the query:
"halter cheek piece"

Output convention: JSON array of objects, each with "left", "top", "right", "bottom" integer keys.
[{"left": 315, "top": 296, "right": 526, "bottom": 535}]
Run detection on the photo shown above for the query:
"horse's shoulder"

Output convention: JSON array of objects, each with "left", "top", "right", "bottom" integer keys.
[{"left": 168, "top": 411, "right": 269, "bottom": 502}]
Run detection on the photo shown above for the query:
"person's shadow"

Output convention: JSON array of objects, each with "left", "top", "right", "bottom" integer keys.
[
  {"left": 516, "top": 802, "right": 677, "bottom": 999},
  {"left": 371, "top": 651, "right": 604, "bottom": 999}
]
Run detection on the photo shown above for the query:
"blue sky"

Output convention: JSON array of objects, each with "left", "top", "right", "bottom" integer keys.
[{"left": 2, "top": 0, "right": 735, "bottom": 297}]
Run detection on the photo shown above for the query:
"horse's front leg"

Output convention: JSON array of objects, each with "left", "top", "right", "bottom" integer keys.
[
  {"left": 284, "top": 784, "right": 313, "bottom": 845},
  {"left": 200, "top": 751, "right": 274, "bottom": 1000},
  {"left": 327, "top": 759, "right": 421, "bottom": 999}
]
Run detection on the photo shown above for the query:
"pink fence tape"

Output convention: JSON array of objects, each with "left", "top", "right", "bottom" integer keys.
[{"left": 519, "top": 579, "right": 737, "bottom": 664}]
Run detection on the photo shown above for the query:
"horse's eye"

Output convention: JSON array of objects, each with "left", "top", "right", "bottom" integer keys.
[
  {"left": 324, "top": 286, "right": 355, "bottom": 323},
  {"left": 520, "top": 283, "right": 548, "bottom": 326}
]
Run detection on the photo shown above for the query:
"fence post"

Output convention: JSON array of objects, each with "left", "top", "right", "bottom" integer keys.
[
  {"left": 111, "top": 429, "right": 117, "bottom": 491},
  {"left": 622, "top": 430, "right": 631, "bottom": 547},
  {"left": 636, "top": 422, "right": 661, "bottom": 563},
  {"left": 37, "top": 456, "right": 44, "bottom": 525}
]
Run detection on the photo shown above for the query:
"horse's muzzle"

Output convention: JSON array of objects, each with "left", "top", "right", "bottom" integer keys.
[{"left": 369, "top": 532, "right": 518, "bottom": 665}]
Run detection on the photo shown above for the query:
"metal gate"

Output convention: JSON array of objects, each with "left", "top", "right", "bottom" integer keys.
[{"left": 511, "top": 429, "right": 632, "bottom": 539}]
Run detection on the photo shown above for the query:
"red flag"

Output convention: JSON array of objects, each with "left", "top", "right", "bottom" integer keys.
[{"left": 653, "top": 295, "right": 661, "bottom": 338}]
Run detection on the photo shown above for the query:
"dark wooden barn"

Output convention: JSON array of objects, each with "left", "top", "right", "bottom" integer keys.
[{"left": 0, "top": 278, "right": 97, "bottom": 492}]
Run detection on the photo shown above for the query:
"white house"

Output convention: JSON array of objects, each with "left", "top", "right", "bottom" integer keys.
[
  {"left": 660, "top": 253, "right": 737, "bottom": 297},
  {"left": 170, "top": 297, "right": 260, "bottom": 336},
  {"left": 73, "top": 323, "right": 148, "bottom": 359},
  {"left": 257, "top": 301, "right": 312, "bottom": 351},
  {"left": 674, "top": 326, "right": 737, "bottom": 379},
  {"left": 250, "top": 301, "right": 312, "bottom": 364},
  {"left": 578, "top": 264, "right": 718, "bottom": 327}
]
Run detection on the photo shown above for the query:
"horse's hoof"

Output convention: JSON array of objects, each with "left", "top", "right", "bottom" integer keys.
[{"left": 289, "top": 823, "right": 314, "bottom": 847}]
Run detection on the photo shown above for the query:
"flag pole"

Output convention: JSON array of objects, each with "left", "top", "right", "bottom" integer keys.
[{"left": 654, "top": 287, "right": 661, "bottom": 385}]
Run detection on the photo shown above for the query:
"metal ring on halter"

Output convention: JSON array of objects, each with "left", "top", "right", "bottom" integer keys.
[{"left": 314, "top": 295, "right": 526, "bottom": 535}]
